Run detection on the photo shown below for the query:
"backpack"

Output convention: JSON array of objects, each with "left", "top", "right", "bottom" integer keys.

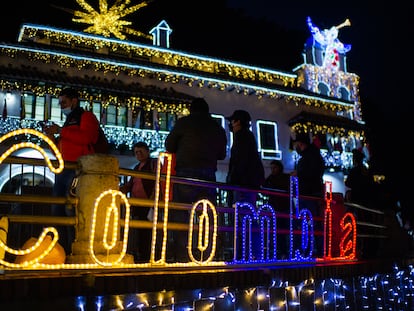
[{"left": 92, "top": 126, "right": 109, "bottom": 154}]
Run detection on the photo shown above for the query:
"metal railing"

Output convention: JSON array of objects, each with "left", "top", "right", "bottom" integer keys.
[{"left": 0, "top": 156, "right": 392, "bottom": 267}]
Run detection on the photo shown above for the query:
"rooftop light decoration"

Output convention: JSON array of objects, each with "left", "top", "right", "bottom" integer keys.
[
  {"left": 306, "top": 17, "right": 352, "bottom": 72},
  {"left": 72, "top": 0, "right": 153, "bottom": 40}
]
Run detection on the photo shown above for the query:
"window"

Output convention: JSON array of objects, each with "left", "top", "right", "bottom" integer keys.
[
  {"left": 79, "top": 100, "right": 90, "bottom": 111},
  {"left": 117, "top": 106, "right": 127, "bottom": 127},
  {"left": 154, "top": 111, "right": 177, "bottom": 131},
  {"left": 211, "top": 114, "right": 225, "bottom": 129},
  {"left": 92, "top": 102, "right": 101, "bottom": 122},
  {"left": 34, "top": 96, "right": 45, "bottom": 121},
  {"left": 106, "top": 105, "right": 116, "bottom": 125},
  {"left": 338, "top": 86, "right": 350, "bottom": 101},
  {"left": 50, "top": 97, "right": 62, "bottom": 123},
  {"left": 256, "top": 120, "right": 282, "bottom": 160},
  {"left": 22, "top": 93, "right": 34, "bottom": 119},
  {"left": 318, "top": 82, "right": 330, "bottom": 96}
]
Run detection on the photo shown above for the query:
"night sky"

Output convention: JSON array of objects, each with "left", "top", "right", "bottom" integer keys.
[{"left": 0, "top": 0, "right": 406, "bottom": 199}]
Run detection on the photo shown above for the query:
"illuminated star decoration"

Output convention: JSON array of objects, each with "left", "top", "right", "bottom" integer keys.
[{"left": 72, "top": 0, "right": 153, "bottom": 40}]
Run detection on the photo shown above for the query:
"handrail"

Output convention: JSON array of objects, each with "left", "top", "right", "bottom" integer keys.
[
  {"left": 344, "top": 202, "right": 385, "bottom": 215},
  {"left": 0, "top": 154, "right": 390, "bottom": 267},
  {"left": 0, "top": 193, "right": 77, "bottom": 205}
]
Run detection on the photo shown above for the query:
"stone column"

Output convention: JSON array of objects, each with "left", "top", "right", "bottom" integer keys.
[{"left": 67, "top": 154, "right": 133, "bottom": 264}]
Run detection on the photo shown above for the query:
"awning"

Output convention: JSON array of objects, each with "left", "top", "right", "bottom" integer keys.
[
  {"left": 0, "top": 64, "right": 194, "bottom": 106},
  {"left": 288, "top": 111, "right": 366, "bottom": 135}
]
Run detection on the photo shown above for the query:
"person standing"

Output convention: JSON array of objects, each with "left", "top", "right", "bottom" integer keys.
[
  {"left": 291, "top": 132, "right": 325, "bottom": 198},
  {"left": 291, "top": 132, "right": 325, "bottom": 256},
  {"left": 263, "top": 160, "right": 290, "bottom": 194},
  {"left": 165, "top": 97, "right": 227, "bottom": 262},
  {"left": 43, "top": 87, "right": 100, "bottom": 255},
  {"left": 226, "top": 109, "right": 264, "bottom": 261},
  {"left": 120, "top": 141, "right": 158, "bottom": 263},
  {"left": 345, "top": 148, "right": 374, "bottom": 207},
  {"left": 226, "top": 109, "right": 265, "bottom": 205}
]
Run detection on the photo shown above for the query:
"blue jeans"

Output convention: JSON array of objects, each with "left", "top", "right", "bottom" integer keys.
[{"left": 52, "top": 169, "right": 76, "bottom": 255}]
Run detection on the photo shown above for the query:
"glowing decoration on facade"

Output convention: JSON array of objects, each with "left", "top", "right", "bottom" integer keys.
[
  {"left": 339, "top": 213, "right": 357, "bottom": 259},
  {"left": 188, "top": 199, "right": 218, "bottom": 264},
  {"left": 0, "top": 135, "right": 359, "bottom": 268},
  {"left": 73, "top": 0, "right": 152, "bottom": 40},
  {"left": 234, "top": 202, "right": 277, "bottom": 263},
  {"left": 307, "top": 17, "right": 351, "bottom": 71},
  {"left": 150, "top": 152, "right": 172, "bottom": 264},
  {"left": 0, "top": 227, "right": 59, "bottom": 268},
  {"left": 0, "top": 217, "right": 7, "bottom": 260},
  {"left": 0, "top": 129, "right": 64, "bottom": 174},
  {"left": 89, "top": 190, "right": 130, "bottom": 266},
  {"left": 258, "top": 204, "right": 277, "bottom": 261},
  {"left": 323, "top": 181, "right": 333, "bottom": 259},
  {"left": 289, "top": 176, "right": 314, "bottom": 260},
  {"left": 234, "top": 202, "right": 257, "bottom": 262}
]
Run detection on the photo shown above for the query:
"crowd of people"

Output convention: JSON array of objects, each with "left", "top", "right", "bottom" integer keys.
[{"left": 45, "top": 87, "right": 385, "bottom": 262}]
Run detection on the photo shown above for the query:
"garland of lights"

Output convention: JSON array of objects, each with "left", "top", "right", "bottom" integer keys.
[
  {"left": 289, "top": 176, "right": 314, "bottom": 260},
  {"left": 188, "top": 199, "right": 218, "bottom": 264},
  {"left": 0, "top": 131, "right": 358, "bottom": 269},
  {"left": 0, "top": 128, "right": 64, "bottom": 174},
  {"left": 324, "top": 181, "right": 333, "bottom": 259},
  {"left": 0, "top": 227, "right": 59, "bottom": 268},
  {"left": 0, "top": 44, "right": 354, "bottom": 113},
  {"left": 21, "top": 25, "right": 296, "bottom": 87},
  {"left": 89, "top": 190, "right": 130, "bottom": 266},
  {"left": 0, "top": 79, "right": 189, "bottom": 114}
]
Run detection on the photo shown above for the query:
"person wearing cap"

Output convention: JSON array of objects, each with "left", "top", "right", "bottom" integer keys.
[
  {"left": 291, "top": 132, "right": 325, "bottom": 197},
  {"left": 226, "top": 109, "right": 265, "bottom": 202},
  {"left": 226, "top": 109, "right": 264, "bottom": 261},
  {"left": 291, "top": 131, "right": 325, "bottom": 256},
  {"left": 165, "top": 97, "right": 227, "bottom": 262},
  {"left": 43, "top": 87, "right": 101, "bottom": 255}
]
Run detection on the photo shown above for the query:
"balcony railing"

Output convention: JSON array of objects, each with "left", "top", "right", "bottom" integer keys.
[{"left": 0, "top": 154, "right": 390, "bottom": 271}]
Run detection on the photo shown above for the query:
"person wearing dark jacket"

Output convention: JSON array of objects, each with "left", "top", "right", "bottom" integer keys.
[
  {"left": 345, "top": 148, "right": 374, "bottom": 207},
  {"left": 292, "top": 132, "right": 325, "bottom": 198},
  {"left": 226, "top": 109, "right": 265, "bottom": 261},
  {"left": 226, "top": 109, "right": 265, "bottom": 205},
  {"left": 291, "top": 132, "right": 325, "bottom": 257},
  {"left": 165, "top": 97, "right": 227, "bottom": 262},
  {"left": 262, "top": 160, "right": 290, "bottom": 258}
]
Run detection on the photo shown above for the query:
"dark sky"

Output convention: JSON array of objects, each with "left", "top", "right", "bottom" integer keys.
[{"left": 0, "top": 0, "right": 406, "bottom": 192}]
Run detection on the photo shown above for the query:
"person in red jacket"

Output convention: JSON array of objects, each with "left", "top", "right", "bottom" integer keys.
[{"left": 43, "top": 87, "right": 100, "bottom": 255}]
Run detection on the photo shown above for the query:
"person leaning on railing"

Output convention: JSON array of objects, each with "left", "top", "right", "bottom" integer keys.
[{"left": 119, "top": 141, "right": 158, "bottom": 263}]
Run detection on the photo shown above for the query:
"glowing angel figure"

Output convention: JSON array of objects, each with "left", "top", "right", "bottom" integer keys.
[
  {"left": 72, "top": 0, "right": 153, "bottom": 40},
  {"left": 307, "top": 16, "right": 352, "bottom": 70}
]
